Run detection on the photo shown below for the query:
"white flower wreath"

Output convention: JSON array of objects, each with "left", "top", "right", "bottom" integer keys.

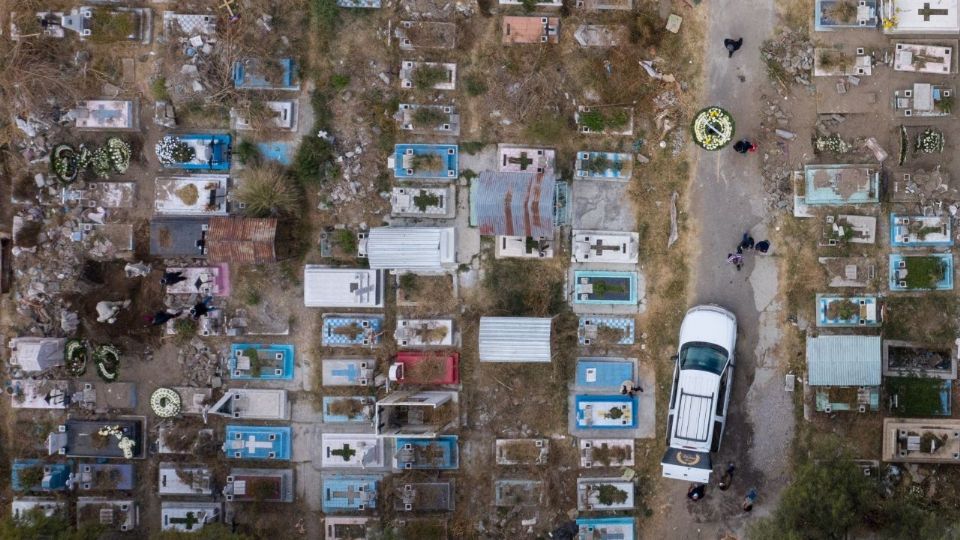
[
  {"left": 692, "top": 106, "right": 735, "bottom": 151},
  {"left": 150, "top": 388, "right": 182, "bottom": 418}
]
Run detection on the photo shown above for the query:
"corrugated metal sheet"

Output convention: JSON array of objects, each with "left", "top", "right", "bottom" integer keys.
[
  {"left": 367, "top": 227, "right": 448, "bottom": 272},
  {"left": 207, "top": 217, "right": 277, "bottom": 264},
  {"left": 806, "top": 335, "right": 881, "bottom": 386},
  {"left": 475, "top": 171, "right": 555, "bottom": 237},
  {"left": 479, "top": 317, "right": 552, "bottom": 362}
]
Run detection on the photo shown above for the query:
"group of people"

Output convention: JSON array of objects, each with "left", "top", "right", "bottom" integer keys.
[
  {"left": 687, "top": 463, "right": 758, "bottom": 512},
  {"left": 726, "top": 233, "right": 771, "bottom": 271},
  {"left": 145, "top": 271, "right": 216, "bottom": 326}
]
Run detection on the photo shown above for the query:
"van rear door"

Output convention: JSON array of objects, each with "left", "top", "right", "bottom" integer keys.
[{"left": 661, "top": 447, "right": 712, "bottom": 483}]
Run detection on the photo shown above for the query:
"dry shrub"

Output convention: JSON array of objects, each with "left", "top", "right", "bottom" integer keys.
[{"left": 236, "top": 164, "right": 303, "bottom": 218}]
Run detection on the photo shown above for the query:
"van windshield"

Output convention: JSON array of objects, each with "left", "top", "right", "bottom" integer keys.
[{"left": 679, "top": 342, "right": 728, "bottom": 375}]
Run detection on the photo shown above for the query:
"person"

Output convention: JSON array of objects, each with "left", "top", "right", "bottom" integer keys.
[
  {"left": 743, "top": 488, "right": 758, "bottom": 512},
  {"left": 190, "top": 296, "right": 214, "bottom": 320},
  {"left": 727, "top": 253, "right": 744, "bottom": 271},
  {"left": 145, "top": 310, "right": 182, "bottom": 326},
  {"left": 718, "top": 463, "right": 736, "bottom": 491},
  {"left": 755, "top": 240, "right": 771, "bottom": 254},
  {"left": 733, "top": 140, "right": 758, "bottom": 154},
  {"left": 620, "top": 380, "right": 644, "bottom": 397},
  {"left": 687, "top": 483, "right": 706, "bottom": 501},
  {"left": 740, "top": 233, "right": 755, "bottom": 251},
  {"left": 160, "top": 270, "right": 187, "bottom": 286},
  {"left": 724, "top": 37, "right": 744, "bottom": 58}
]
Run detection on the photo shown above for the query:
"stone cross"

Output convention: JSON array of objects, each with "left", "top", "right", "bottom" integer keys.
[
  {"left": 508, "top": 152, "right": 534, "bottom": 170},
  {"left": 331, "top": 484, "right": 361, "bottom": 505},
  {"left": 919, "top": 2, "right": 950, "bottom": 21},
  {"left": 169, "top": 511, "right": 200, "bottom": 529}
]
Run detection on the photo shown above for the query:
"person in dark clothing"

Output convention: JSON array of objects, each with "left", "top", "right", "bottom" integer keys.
[
  {"left": 146, "top": 310, "right": 182, "bottom": 326},
  {"left": 718, "top": 463, "right": 736, "bottom": 491},
  {"left": 160, "top": 271, "right": 187, "bottom": 286},
  {"left": 724, "top": 37, "right": 744, "bottom": 58},
  {"left": 740, "top": 233, "right": 755, "bottom": 251},
  {"left": 687, "top": 483, "right": 706, "bottom": 501},
  {"left": 755, "top": 240, "right": 771, "bottom": 253},
  {"left": 733, "top": 139, "right": 757, "bottom": 154},
  {"left": 743, "top": 488, "right": 758, "bottom": 512},
  {"left": 190, "top": 296, "right": 214, "bottom": 320}
]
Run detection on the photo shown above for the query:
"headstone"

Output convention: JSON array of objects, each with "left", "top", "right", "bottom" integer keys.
[{"left": 666, "top": 14, "right": 682, "bottom": 34}]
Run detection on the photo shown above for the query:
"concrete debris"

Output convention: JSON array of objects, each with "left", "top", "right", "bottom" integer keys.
[
  {"left": 668, "top": 191, "right": 679, "bottom": 248},
  {"left": 61, "top": 310, "right": 79, "bottom": 334},
  {"left": 177, "top": 338, "right": 222, "bottom": 386},
  {"left": 639, "top": 60, "right": 676, "bottom": 83},
  {"left": 775, "top": 129, "right": 796, "bottom": 140},
  {"left": 124, "top": 262, "right": 152, "bottom": 278},
  {"left": 761, "top": 31, "right": 814, "bottom": 88}
]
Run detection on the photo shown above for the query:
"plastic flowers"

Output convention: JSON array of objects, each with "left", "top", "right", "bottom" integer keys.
[
  {"left": 692, "top": 106, "right": 735, "bottom": 150},
  {"left": 98, "top": 425, "right": 136, "bottom": 459},
  {"left": 106, "top": 137, "right": 131, "bottom": 173},
  {"left": 50, "top": 138, "right": 131, "bottom": 183},
  {"left": 150, "top": 388, "right": 182, "bottom": 418},
  {"left": 156, "top": 136, "right": 195, "bottom": 165},
  {"left": 915, "top": 129, "right": 945, "bottom": 154},
  {"left": 94, "top": 344, "right": 120, "bottom": 382}
]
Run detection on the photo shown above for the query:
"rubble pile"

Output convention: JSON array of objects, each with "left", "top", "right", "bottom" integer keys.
[
  {"left": 761, "top": 31, "right": 814, "bottom": 87},
  {"left": 756, "top": 95, "right": 795, "bottom": 211},
  {"left": 177, "top": 339, "right": 222, "bottom": 386},
  {"left": 13, "top": 206, "right": 90, "bottom": 335}
]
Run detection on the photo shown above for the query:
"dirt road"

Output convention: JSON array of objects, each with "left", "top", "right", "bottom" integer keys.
[{"left": 645, "top": 2, "right": 796, "bottom": 538}]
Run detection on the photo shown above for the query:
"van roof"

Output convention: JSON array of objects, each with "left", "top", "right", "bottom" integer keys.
[{"left": 670, "top": 368, "right": 721, "bottom": 452}]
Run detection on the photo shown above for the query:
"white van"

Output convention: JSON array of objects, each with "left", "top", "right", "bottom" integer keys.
[{"left": 661, "top": 305, "right": 737, "bottom": 483}]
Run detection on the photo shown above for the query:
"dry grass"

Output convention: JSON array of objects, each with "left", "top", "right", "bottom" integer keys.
[
  {"left": 775, "top": 215, "right": 826, "bottom": 322},
  {"left": 235, "top": 164, "right": 304, "bottom": 218},
  {"left": 779, "top": 0, "right": 816, "bottom": 34}
]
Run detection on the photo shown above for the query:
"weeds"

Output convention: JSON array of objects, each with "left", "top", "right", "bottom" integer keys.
[
  {"left": 234, "top": 139, "right": 260, "bottom": 166},
  {"left": 150, "top": 77, "right": 170, "bottom": 101},
  {"left": 524, "top": 116, "right": 569, "bottom": 144},
  {"left": 173, "top": 318, "right": 197, "bottom": 344},
  {"left": 334, "top": 229, "right": 358, "bottom": 255},
  {"left": 330, "top": 73, "right": 351, "bottom": 91},
  {"left": 459, "top": 142, "right": 486, "bottom": 155},
  {"left": 292, "top": 136, "right": 338, "bottom": 186},
  {"left": 464, "top": 73, "right": 488, "bottom": 96},
  {"left": 413, "top": 65, "right": 450, "bottom": 90}
]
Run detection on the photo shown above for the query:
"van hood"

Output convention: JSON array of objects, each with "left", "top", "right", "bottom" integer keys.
[{"left": 679, "top": 307, "right": 736, "bottom": 355}]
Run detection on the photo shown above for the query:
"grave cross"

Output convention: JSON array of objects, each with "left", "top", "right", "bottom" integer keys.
[
  {"left": 169, "top": 511, "right": 200, "bottom": 530},
  {"left": 331, "top": 485, "right": 361, "bottom": 504},
  {"left": 507, "top": 152, "right": 534, "bottom": 170},
  {"left": 919, "top": 2, "right": 950, "bottom": 21}
]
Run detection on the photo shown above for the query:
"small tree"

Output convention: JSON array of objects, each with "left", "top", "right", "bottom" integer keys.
[
  {"left": 596, "top": 484, "right": 628, "bottom": 506},
  {"left": 17, "top": 467, "right": 44, "bottom": 490},
  {"left": 748, "top": 440, "right": 879, "bottom": 539}
]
